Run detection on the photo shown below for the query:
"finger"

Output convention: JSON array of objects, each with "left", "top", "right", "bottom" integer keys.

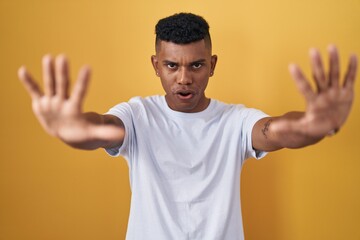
[
  {"left": 343, "top": 54, "right": 358, "bottom": 89},
  {"left": 18, "top": 66, "right": 43, "bottom": 100},
  {"left": 70, "top": 66, "right": 91, "bottom": 107},
  {"left": 55, "top": 54, "right": 70, "bottom": 99},
  {"left": 289, "top": 63, "right": 315, "bottom": 101},
  {"left": 42, "top": 54, "right": 56, "bottom": 96},
  {"left": 327, "top": 44, "right": 340, "bottom": 88},
  {"left": 310, "top": 48, "right": 327, "bottom": 92}
]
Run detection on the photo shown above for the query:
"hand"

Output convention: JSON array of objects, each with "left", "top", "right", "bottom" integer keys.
[
  {"left": 19, "top": 55, "right": 124, "bottom": 149},
  {"left": 272, "top": 45, "right": 358, "bottom": 139}
]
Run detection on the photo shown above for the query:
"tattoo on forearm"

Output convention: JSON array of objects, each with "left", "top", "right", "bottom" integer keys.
[{"left": 261, "top": 119, "right": 273, "bottom": 139}]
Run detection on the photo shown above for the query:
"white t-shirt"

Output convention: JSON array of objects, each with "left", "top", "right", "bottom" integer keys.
[{"left": 106, "top": 95, "right": 268, "bottom": 240}]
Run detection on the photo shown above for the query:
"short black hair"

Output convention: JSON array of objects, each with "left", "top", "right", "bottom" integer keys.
[{"left": 155, "top": 13, "right": 211, "bottom": 50}]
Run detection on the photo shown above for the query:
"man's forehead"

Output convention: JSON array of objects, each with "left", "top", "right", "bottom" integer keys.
[{"left": 157, "top": 40, "right": 210, "bottom": 57}]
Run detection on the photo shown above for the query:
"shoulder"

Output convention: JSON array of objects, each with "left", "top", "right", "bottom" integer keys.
[
  {"left": 109, "top": 95, "right": 163, "bottom": 111},
  {"left": 211, "top": 99, "right": 269, "bottom": 128},
  {"left": 212, "top": 99, "right": 260, "bottom": 116},
  {"left": 106, "top": 95, "right": 166, "bottom": 120}
]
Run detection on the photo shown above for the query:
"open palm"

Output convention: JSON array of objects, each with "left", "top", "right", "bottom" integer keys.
[
  {"left": 273, "top": 45, "right": 357, "bottom": 138},
  {"left": 19, "top": 55, "right": 124, "bottom": 149}
]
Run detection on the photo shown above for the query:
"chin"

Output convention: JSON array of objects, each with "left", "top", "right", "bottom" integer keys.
[{"left": 176, "top": 102, "right": 202, "bottom": 113}]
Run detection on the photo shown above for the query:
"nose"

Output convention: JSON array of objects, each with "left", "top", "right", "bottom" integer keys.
[{"left": 177, "top": 67, "right": 192, "bottom": 85}]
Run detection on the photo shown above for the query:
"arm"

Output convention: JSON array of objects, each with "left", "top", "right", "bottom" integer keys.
[
  {"left": 18, "top": 54, "right": 125, "bottom": 150},
  {"left": 252, "top": 45, "right": 358, "bottom": 152}
]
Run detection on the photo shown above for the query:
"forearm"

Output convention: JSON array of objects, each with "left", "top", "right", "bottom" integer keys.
[
  {"left": 58, "top": 112, "right": 125, "bottom": 150},
  {"left": 64, "top": 112, "right": 106, "bottom": 150},
  {"left": 274, "top": 112, "right": 325, "bottom": 148},
  {"left": 253, "top": 112, "right": 325, "bottom": 152}
]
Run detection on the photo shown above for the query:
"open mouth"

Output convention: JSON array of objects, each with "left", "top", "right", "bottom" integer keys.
[
  {"left": 179, "top": 92, "right": 191, "bottom": 97},
  {"left": 176, "top": 90, "right": 194, "bottom": 100}
]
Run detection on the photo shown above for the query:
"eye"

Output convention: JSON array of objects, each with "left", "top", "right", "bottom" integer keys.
[
  {"left": 192, "top": 63, "right": 203, "bottom": 69},
  {"left": 167, "top": 63, "right": 177, "bottom": 69}
]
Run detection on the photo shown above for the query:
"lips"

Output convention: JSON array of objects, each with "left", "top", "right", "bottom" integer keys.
[{"left": 174, "top": 89, "right": 195, "bottom": 100}]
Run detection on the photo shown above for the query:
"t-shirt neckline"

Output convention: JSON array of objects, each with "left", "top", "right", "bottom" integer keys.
[{"left": 160, "top": 95, "right": 217, "bottom": 119}]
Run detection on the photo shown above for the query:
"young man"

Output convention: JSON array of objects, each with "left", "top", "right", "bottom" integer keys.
[{"left": 19, "top": 13, "right": 357, "bottom": 240}]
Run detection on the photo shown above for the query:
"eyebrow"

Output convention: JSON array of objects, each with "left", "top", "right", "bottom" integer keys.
[
  {"left": 162, "top": 59, "right": 207, "bottom": 65},
  {"left": 191, "top": 59, "right": 206, "bottom": 64},
  {"left": 162, "top": 60, "right": 177, "bottom": 65}
]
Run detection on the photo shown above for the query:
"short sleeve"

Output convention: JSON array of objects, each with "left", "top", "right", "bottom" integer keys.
[
  {"left": 104, "top": 102, "right": 134, "bottom": 158},
  {"left": 240, "top": 108, "right": 269, "bottom": 160}
]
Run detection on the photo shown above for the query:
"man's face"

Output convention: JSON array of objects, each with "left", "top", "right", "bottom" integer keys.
[{"left": 151, "top": 40, "right": 217, "bottom": 113}]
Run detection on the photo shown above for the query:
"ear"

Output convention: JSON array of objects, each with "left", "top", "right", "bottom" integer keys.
[
  {"left": 210, "top": 55, "right": 218, "bottom": 76},
  {"left": 151, "top": 55, "right": 159, "bottom": 77}
]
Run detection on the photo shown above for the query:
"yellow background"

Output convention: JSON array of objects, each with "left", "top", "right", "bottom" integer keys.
[{"left": 1, "top": 0, "right": 359, "bottom": 239}]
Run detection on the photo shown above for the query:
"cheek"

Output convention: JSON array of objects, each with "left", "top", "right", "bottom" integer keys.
[
  {"left": 160, "top": 77, "right": 173, "bottom": 92},
  {"left": 196, "top": 74, "right": 210, "bottom": 87}
]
